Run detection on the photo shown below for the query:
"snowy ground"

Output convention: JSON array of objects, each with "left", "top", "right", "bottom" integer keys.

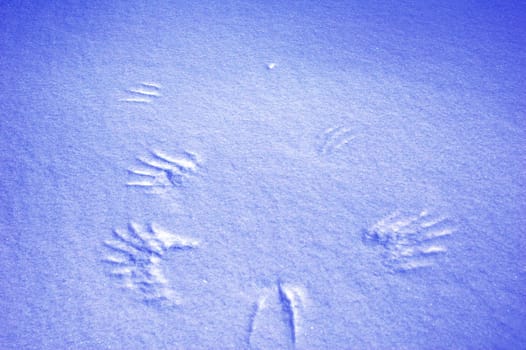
[{"left": 1, "top": 1, "right": 525, "bottom": 349}]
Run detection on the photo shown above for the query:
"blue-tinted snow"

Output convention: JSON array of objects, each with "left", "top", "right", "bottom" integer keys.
[{"left": 0, "top": 1, "right": 525, "bottom": 349}]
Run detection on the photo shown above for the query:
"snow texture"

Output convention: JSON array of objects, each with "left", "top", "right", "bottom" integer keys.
[{"left": 0, "top": 1, "right": 525, "bottom": 349}]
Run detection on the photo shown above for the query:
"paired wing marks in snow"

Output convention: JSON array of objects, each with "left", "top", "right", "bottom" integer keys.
[{"left": 247, "top": 281, "right": 307, "bottom": 349}]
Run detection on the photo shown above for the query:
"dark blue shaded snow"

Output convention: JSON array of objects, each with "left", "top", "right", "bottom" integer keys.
[{"left": 0, "top": 1, "right": 525, "bottom": 349}]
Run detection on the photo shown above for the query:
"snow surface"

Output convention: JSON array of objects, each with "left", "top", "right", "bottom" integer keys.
[{"left": 0, "top": 1, "right": 525, "bottom": 349}]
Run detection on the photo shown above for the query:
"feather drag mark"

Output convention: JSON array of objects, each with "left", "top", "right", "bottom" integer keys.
[
  {"left": 103, "top": 222, "right": 199, "bottom": 306},
  {"left": 318, "top": 126, "right": 359, "bottom": 156},
  {"left": 363, "top": 210, "right": 455, "bottom": 272},
  {"left": 119, "top": 82, "right": 162, "bottom": 104}
]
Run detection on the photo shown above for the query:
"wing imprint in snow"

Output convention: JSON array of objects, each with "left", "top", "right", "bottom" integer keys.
[
  {"left": 247, "top": 281, "right": 307, "bottom": 349},
  {"left": 103, "top": 222, "right": 199, "bottom": 306},
  {"left": 363, "top": 210, "right": 455, "bottom": 272},
  {"left": 318, "top": 126, "right": 359, "bottom": 156},
  {"left": 126, "top": 149, "right": 200, "bottom": 194},
  {"left": 119, "top": 82, "right": 162, "bottom": 103}
]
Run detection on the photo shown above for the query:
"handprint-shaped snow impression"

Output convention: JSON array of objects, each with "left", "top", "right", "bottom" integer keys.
[
  {"left": 103, "top": 222, "right": 199, "bottom": 306},
  {"left": 126, "top": 149, "right": 200, "bottom": 194},
  {"left": 363, "top": 210, "right": 455, "bottom": 272}
]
